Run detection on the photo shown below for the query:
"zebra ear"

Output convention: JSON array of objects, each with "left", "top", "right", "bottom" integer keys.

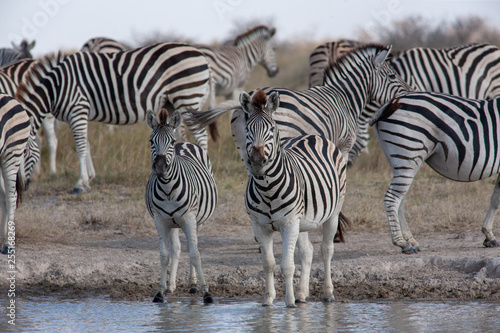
[
  {"left": 169, "top": 111, "right": 182, "bottom": 130},
  {"left": 373, "top": 46, "right": 392, "bottom": 68},
  {"left": 146, "top": 110, "right": 158, "bottom": 129},
  {"left": 239, "top": 91, "right": 252, "bottom": 114},
  {"left": 27, "top": 40, "right": 36, "bottom": 50},
  {"left": 266, "top": 91, "right": 280, "bottom": 114},
  {"left": 269, "top": 27, "right": 276, "bottom": 38}
]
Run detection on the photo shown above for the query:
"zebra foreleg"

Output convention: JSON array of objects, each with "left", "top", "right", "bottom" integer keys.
[
  {"left": 182, "top": 217, "right": 214, "bottom": 304},
  {"left": 167, "top": 228, "right": 181, "bottom": 294},
  {"left": 252, "top": 221, "right": 276, "bottom": 306},
  {"left": 153, "top": 220, "right": 172, "bottom": 303},
  {"left": 320, "top": 215, "right": 338, "bottom": 302},
  {"left": 1, "top": 165, "right": 19, "bottom": 254},
  {"left": 69, "top": 119, "right": 91, "bottom": 194},
  {"left": 42, "top": 115, "right": 58, "bottom": 176},
  {"left": 296, "top": 231, "right": 313, "bottom": 303},
  {"left": 280, "top": 221, "right": 300, "bottom": 308},
  {"left": 86, "top": 138, "right": 95, "bottom": 180},
  {"left": 481, "top": 174, "right": 500, "bottom": 247}
]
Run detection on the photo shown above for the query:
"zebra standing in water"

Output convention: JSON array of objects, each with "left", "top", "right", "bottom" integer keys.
[
  {"left": 370, "top": 92, "right": 500, "bottom": 253},
  {"left": 186, "top": 44, "right": 412, "bottom": 167},
  {"left": 0, "top": 40, "right": 36, "bottom": 66},
  {"left": 0, "top": 93, "right": 39, "bottom": 254},
  {"left": 16, "top": 42, "right": 211, "bottom": 194},
  {"left": 80, "top": 37, "right": 128, "bottom": 53},
  {"left": 145, "top": 100, "right": 217, "bottom": 304},
  {"left": 241, "top": 89, "right": 348, "bottom": 307},
  {"left": 198, "top": 25, "right": 278, "bottom": 109},
  {"left": 309, "top": 41, "right": 500, "bottom": 164},
  {"left": 0, "top": 59, "right": 58, "bottom": 177}
]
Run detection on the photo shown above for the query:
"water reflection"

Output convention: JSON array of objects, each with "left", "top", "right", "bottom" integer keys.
[{"left": 1, "top": 297, "right": 499, "bottom": 332}]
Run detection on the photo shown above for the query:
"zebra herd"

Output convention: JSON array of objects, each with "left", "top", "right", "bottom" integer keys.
[{"left": 1, "top": 28, "right": 500, "bottom": 306}]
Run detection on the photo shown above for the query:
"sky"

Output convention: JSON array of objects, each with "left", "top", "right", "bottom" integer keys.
[{"left": 1, "top": 0, "right": 500, "bottom": 57}]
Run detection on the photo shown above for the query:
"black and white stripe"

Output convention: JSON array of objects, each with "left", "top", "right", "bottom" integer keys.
[
  {"left": 145, "top": 105, "right": 217, "bottom": 304},
  {"left": 0, "top": 40, "right": 35, "bottom": 67},
  {"left": 186, "top": 44, "right": 411, "bottom": 167},
  {"left": 241, "top": 89, "right": 348, "bottom": 307},
  {"left": 370, "top": 92, "right": 500, "bottom": 253},
  {"left": 198, "top": 25, "right": 278, "bottom": 108},
  {"left": 0, "top": 93, "right": 38, "bottom": 254},
  {"left": 16, "top": 42, "right": 211, "bottom": 193},
  {"left": 0, "top": 59, "right": 58, "bottom": 177},
  {"left": 310, "top": 42, "right": 500, "bottom": 164},
  {"left": 80, "top": 37, "right": 128, "bottom": 53}
]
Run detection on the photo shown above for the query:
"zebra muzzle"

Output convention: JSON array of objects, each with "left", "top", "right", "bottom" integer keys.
[
  {"left": 249, "top": 146, "right": 267, "bottom": 177},
  {"left": 153, "top": 155, "right": 168, "bottom": 175}
]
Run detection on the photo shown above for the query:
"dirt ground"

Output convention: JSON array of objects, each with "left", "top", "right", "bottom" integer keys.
[{"left": 2, "top": 182, "right": 500, "bottom": 303}]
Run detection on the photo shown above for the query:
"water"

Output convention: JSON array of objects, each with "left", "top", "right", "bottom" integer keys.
[{"left": 1, "top": 297, "right": 499, "bottom": 332}]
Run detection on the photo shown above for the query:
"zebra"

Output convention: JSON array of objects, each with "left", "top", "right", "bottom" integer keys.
[
  {"left": 80, "top": 37, "right": 128, "bottom": 53},
  {"left": 0, "top": 59, "right": 58, "bottom": 177},
  {"left": 16, "top": 42, "right": 211, "bottom": 194},
  {"left": 308, "top": 39, "right": 364, "bottom": 88},
  {"left": 240, "top": 89, "right": 348, "bottom": 307},
  {"left": 309, "top": 41, "right": 500, "bottom": 164},
  {"left": 370, "top": 92, "right": 500, "bottom": 253},
  {"left": 197, "top": 25, "right": 278, "bottom": 109},
  {"left": 185, "top": 44, "right": 412, "bottom": 168},
  {"left": 145, "top": 100, "right": 217, "bottom": 304},
  {"left": 0, "top": 93, "right": 38, "bottom": 254},
  {"left": 0, "top": 40, "right": 36, "bottom": 67}
]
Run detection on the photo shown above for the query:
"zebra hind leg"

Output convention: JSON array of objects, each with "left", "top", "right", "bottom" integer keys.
[{"left": 481, "top": 174, "right": 500, "bottom": 247}]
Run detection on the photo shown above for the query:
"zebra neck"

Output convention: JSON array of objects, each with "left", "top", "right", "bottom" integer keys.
[
  {"left": 250, "top": 148, "right": 299, "bottom": 195},
  {"left": 237, "top": 42, "right": 262, "bottom": 69}
]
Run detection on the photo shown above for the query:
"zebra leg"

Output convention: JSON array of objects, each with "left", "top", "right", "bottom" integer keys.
[
  {"left": 69, "top": 119, "right": 91, "bottom": 194},
  {"left": 32, "top": 134, "right": 42, "bottom": 179},
  {"left": 252, "top": 221, "right": 276, "bottom": 306},
  {"left": 295, "top": 232, "right": 313, "bottom": 303},
  {"left": 398, "top": 197, "right": 419, "bottom": 251},
  {"left": 167, "top": 228, "right": 181, "bottom": 294},
  {"left": 320, "top": 214, "right": 339, "bottom": 302},
  {"left": 86, "top": 138, "right": 95, "bottom": 180},
  {"left": 182, "top": 216, "right": 214, "bottom": 303},
  {"left": 0, "top": 174, "right": 8, "bottom": 253},
  {"left": 0, "top": 165, "right": 18, "bottom": 255},
  {"left": 481, "top": 174, "right": 500, "bottom": 247},
  {"left": 153, "top": 218, "right": 171, "bottom": 303},
  {"left": 280, "top": 221, "right": 300, "bottom": 308},
  {"left": 41, "top": 115, "right": 58, "bottom": 176}
]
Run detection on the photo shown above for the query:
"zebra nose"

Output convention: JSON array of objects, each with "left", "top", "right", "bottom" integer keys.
[
  {"left": 250, "top": 145, "right": 266, "bottom": 164},
  {"left": 268, "top": 66, "right": 279, "bottom": 77},
  {"left": 153, "top": 155, "right": 168, "bottom": 174}
]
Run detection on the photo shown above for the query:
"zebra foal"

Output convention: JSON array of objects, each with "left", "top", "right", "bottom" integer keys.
[
  {"left": 0, "top": 94, "right": 36, "bottom": 254},
  {"left": 242, "top": 90, "right": 348, "bottom": 307},
  {"left": 371, "top": 92, "right": 500, "bottom": 253},
  {"left": 145, "top": 100, "right": 218, "bottom": 304}
]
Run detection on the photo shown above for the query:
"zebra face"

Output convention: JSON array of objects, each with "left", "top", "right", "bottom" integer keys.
[
  {"left": 262, "top": 43, "right": 279, "bottom": 78},
  {"left": 146, "top": 109, "right": 182, "bottom": 178},
  {"left": 372, "top": 61, "right": 413, "bottom": 102},
  {"left": 240, "top": 90, "right": 280, "bottom": 178}
]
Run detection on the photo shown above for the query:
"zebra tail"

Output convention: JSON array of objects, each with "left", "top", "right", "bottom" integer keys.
[
  {"left": 336, "top": 212, "right": 352, "bottom": 243},
  {"left": 183, "top": 100, "right": 241, "bottom": 133},
  {"left": 368, "top": 97, "right": 402, "bottom": 126},
  {"left": 16, "top": 164, "right": 26, "bottom": 207}
]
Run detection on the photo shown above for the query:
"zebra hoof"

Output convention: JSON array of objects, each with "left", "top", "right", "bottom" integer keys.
[
  {"left": 1, "top": 244, "right": 11, "bottom": 255},
  {"left": 402, "top": 246, "right": 419, "bottom": 254},
  {"left": 295, "top": 299, "right": 307, "bottom": 304},
  {"left": 203, "top": 292, "right": 214, "bottom": 304},
  {"left": 152, "top": 292, "right": 165, "bottom": 303},
  {"left": 483, "top": 239, "right": 500, "bottom": 247},
  {"left": 322, "top": 296, "right": 335, "bottom": 303},
  {"left": 72, "top": 187, "right": 86, "bottom": 195},
  {"left": 189, "top": 285, "right": 199, "bottom": 294}
]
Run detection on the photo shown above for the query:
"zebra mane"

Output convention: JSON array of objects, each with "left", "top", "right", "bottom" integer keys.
[
  {"left": 158, "top": 108, "right": 168, "bottom": 126},
  {"left": 233, "top": 25, "right": 275, "bottom": 46},
  {"left": 323, "top": 43, "right": 389, "bottom": 85},
  {"left": 15, "top": 51, "right": 69, "bottom": 104},
  {"left": 252, "top": 89, "right": 268, "bottom": 112}
]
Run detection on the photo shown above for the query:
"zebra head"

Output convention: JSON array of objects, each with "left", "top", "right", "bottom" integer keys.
[
  {"left": 146, "top": 108, "right": 182, "bottom": 178},
  {"left": 240, "top": 89, "right": 280, "bottom": 178},
  {"left": 369, "top": 46, "right": 413, "bottom": 102},
  {"left": 260, "top": 28, "right": 279, "bottom": 78},
  {"left": 235, "top": 26, "right": 279, "bottom": 78},
  {"left": 12, "top": 40, "right": 36, "bottom": 59}
]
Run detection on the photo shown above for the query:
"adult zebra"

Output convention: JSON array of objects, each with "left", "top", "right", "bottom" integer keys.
[
  {"left": 241, "top": 89, "right": 348, "bottom": 307},
  {"left": 145, "top": 101, "right": 217, "bottom": 304},
  {"left": 0, "top": 40, "right": 36, "bottom": 67},
  {"left": 197, "top": 25, "right": 278, "bottom": 109},
  {"left": 16, "top": 42, "right": 211, "bottom": 194},
  {"left": 186, "top": 44, "right": 412, "bottom": 167},
  {"left": 0, "top": 93, "right": 39, "bottom": 254},
  {"left": 309, "top": 41, "right": 500, "bottom": 164},
  {"left": 370, "top": 92, "right": 500, "bottom": 253},
  {"left": 80, "top": 37, "right": 128, "bottom": 53},
  {"left": 0, "top": 59, "right": 58, "bottom": 177}
]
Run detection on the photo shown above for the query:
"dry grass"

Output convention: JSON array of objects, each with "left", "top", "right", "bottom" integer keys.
[{"left": 15, "top": 41, "right": 497, "bottom": 246}]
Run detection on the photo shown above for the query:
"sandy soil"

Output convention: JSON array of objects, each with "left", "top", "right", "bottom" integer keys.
[{"left": 1, "top": 183, "right": 499, "bottom": 303}]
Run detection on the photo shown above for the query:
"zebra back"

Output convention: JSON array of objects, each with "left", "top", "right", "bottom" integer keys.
[
  {"left": 308, "top": 40, "right": 364, "bottom": 88},
  {"left": 145, "top": 108, "right": 217, "bottom": 224},
  {"left": 80, "top": 37, "right": 128, "bottom": 53}
]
